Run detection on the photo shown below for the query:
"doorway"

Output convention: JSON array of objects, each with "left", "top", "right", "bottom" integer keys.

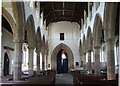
[
  {"left": 3, "top": 52, "right": 9, "bottom": 76},
  {"left": 57, "top": 49, "right": 68, "bottom": 74}
]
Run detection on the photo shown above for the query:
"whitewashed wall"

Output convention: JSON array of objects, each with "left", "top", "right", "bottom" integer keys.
[{"left": 48, "top": 21, "right": 80, "bottom": 69}]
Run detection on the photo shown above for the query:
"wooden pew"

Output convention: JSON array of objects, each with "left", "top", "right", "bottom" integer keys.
[
  {"left": 71, "top": 70, "right": 118, "bottom": 86},
  {"left": 1, "top": 70, "right": 56, "bottom": 86}
]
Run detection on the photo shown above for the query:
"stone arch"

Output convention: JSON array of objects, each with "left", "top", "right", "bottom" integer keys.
[
  {"left": 3, "top": 52, "right": 10, "bottom": 76},
  {"left": 93, "top": 13, "right": 103, "bottom": 47},
  {"left": 51, "top": 43, "right": 74, "bottom": 70},
  {"left": 87, "top": 26, "right": 93, "bottom": 51},
  {"left": 25, "top": 15, "right": 35, "bottom": 48},
  {"left": 2, "top": 7, "right": 16, "bottom": 35},
  {"left": 35, "top": 26, "right": 42, "bottom": 52}
]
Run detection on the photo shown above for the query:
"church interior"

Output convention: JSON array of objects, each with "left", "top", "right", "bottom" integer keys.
[{"left": 1, "top": 1, "right": 119, "bottom": 86}]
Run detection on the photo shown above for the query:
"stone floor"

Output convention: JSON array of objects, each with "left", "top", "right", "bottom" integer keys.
[{"left": 55, "top": 73, "right": 74, "bottom": 85}]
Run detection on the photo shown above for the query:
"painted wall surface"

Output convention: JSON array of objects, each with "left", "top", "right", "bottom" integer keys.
[
  {"left": 1, "top": 27, "right": 14, "bottom": 75},
  {"left": 48, "top": 21, "right": 80, "bottom": 69}
]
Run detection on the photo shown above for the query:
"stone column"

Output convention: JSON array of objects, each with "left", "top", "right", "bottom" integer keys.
[
  {"left": 94, "top": 46, "right": 100, "bottom": 74},
  {"left": 83, "top": 53, "right": 86, "bottom": 71},
  {"left": 106, "top": 38, "right": 115, "bottom": 80},
  {"left": 88, "top": 2, "right": 90, "bottom": 17},
  {"left": 84, "top": 10, "right": 87, "bottom": 23},
  {"left": 46, "top": 54, "right": 48, "bottom": 70},
  {"left": 87, "top": 50, "right": 91, "bottom": 71},
  {"left": 36, "top": 51, "right": 40, "bottom": 72},
  {"left": 42, "top": 53, "right": 45, "bottom": 70},
  {"left": 13, "top": 41, "right": 23, "bottom": 80},
  {"left": 28, "top": 47, "right": 34, "bottom": 76}
]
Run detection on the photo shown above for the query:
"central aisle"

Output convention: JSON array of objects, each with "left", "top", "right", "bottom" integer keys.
[{"left": 55, "top": 73, "right": 74, "bottom": 85}]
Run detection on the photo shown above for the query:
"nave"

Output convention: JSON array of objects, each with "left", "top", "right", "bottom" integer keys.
[{"left": 1, "top": 1, "right": 119, "bottom": 86}]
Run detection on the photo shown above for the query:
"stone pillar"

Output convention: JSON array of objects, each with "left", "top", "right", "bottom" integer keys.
[
  {"left": 94, "top": 46, "right": 100, "bottom": 74},
  {"left": 84, "top": 10, "right": 87, "bottom": 23},
  {"left": 83, "top": 53, "right": 86, "bottom": 71},
  {"left": 88, "top": 2, "right": 90, "bottom": 17},
  {"left": 36, "top": 51, "right": 40, "bottom": 72},
  {"left": 46, "top": 54, "right": 48, "bottom": 70},
  {"left": 42, "top": 53, "right": 45, "bottom": 70},
  {"left": 106, "top": 38, "right": 115, "bottom": 80},
  {"left": 87, "top": 50, "right": 91, "bottom": 71},
  {"left": 28, "top": 47, "right": 34, "bottom": 76},
  {"left": 13, "top": 41, "right": 23, "bottom": 80},
  {"left": 81, "top": 18, "right": 83, "bottom": 27}
]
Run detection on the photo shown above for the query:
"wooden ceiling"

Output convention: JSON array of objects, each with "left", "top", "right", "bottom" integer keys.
[{"left": 40, "top": 2, "right": 88, "bottom": 26}]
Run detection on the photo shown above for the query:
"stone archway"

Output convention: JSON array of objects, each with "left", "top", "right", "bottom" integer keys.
[
  {"left": 36, "top": 27, "right": 42, "bottom": 52},
  {"left": 25, "top": 15, "right": 35, "bottom": 76},
  {"left": 86, "top": 27, "right": 93, "bottom": 71},
  {"left": 26, "top": 15, "right": 35, "bottom": 48},
  {"left": 3, "top": 52, "right": 9, "bottom": 76},
  {"left": 87, "top": 27, "right": 93, "bottom": 51},
  {"left": 2, "top": 7, "right": 16, "bottom": 34},
  {"left": 2, "top": 8, "right": 15, "bottom": 77},
  {"left": 93, "top": 13, "right": 103, "bottom": 74},
  {"left": 51, "top": 43, "right": 74, "bottom": 71},
  {"left": 93, "top": 13, "right": 103, "bottom": 47},
  {"left": 35, "top": 26, "right": 42, "bottom": 71}
]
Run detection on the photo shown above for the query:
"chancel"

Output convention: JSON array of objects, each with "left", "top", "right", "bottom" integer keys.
[{"left": 1, "top": 1, "right": 119, "bottom": 86}]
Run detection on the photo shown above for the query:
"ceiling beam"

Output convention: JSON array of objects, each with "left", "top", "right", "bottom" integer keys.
[
  {"left": 62, "top": 2, "right": 64, "bottom": 16},
  {"left": 71, "top": 2, "right": 75, "bottom": 21},
  {"left": 54, "top": 9, "right": 72, "bottom": 12},
  {"left": 47, "top": 16, "right": 80, "bottom": 20},
  {"left": 52, "top": 2, "right": 55, "bottom": 19}
]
